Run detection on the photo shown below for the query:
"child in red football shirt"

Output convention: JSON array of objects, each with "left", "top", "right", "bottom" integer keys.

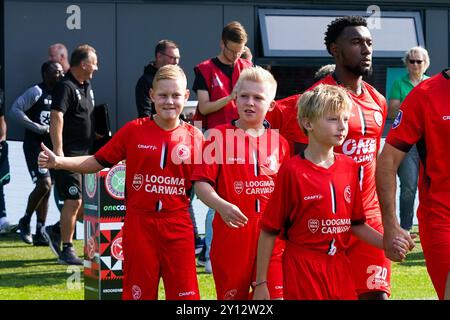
[
  {"left": 38, "top": 65, "right": 203, "bottom": 300},
  {"left": 193, "top": 66, "right": 290, "bottom": 300},
  {"left": 253, "top": 84, "right": 409, "bottom": 300}
]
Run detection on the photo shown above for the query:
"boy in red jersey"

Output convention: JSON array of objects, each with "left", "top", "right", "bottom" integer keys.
[
  {"left": 377, "top": 69, "right": 450, "bottom": 300},
  {"left": 38, "top": 65, "right": 202, "bottom": 300},
  {"left": 305, "top": 16, "right": 392, "bottom": 300},
  {"left": 253, "top": 84, "right": 409, "bottom": 300},
  {"left": 193, "top": 66, "right": 290, "bottom": 300}
]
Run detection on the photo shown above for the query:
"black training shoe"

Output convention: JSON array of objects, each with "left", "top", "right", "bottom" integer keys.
[
  {"left": 58, "top": 247, "right": 83, "bottom": 265},
  {"left": 195, "top": 236, "right": 205, "bottom": 256},
  {"left": 18, "top": 217, "right": 32, "bottom": 244},
  {"left": 33, "top": 227, "right": 49, "bottom": 246},
  {"left": 197, "top": 244, "right": 206, "bottom": 267},
  {"left": 42, "top": 225, "right": 61, "bottom": 257}
]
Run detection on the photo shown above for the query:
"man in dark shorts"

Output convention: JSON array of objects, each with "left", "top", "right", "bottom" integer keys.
[
  {"left": 9, "top": 61, "right": 64, "bottom": 245},
  {"left": 43, "top": 45, "right": 98, "bottom": 265}
]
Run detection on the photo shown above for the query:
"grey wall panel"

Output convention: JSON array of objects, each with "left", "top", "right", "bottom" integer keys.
[
  {"left": 116, "top": 3, "right": 223, "bottom": 128},
  {"left": 224, "top": 5, "right": 255, "bottom": 55},
  {"left": 425, "top": 10, "right": 449, "bottom": 75},
  {"left": 4, "top": 1, "right": 116, "bottom": 140}
]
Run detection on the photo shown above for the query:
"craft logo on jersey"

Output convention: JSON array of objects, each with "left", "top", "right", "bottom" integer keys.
[
  {"left": 373, "top": 111, "right": 383, "bottom": 127},
  {"left": 344, "top": 185, "right": 352, "bottom": 204},
  {"left": 308, "top": 219, "right": 320, "bottom": 233},
  {"left": 111, "top": 237, "right": 124, "bottom": 261},
  {"left": 234, "top": 181, "right": 244, "bottom": 194},
  {"left": 132, "top": 285, "right": 142, "bottom": 300},
  {"left": 175, "top": 144, "right": 190, "bottom": 161},
  {"left": 105, "top": 164, "right": 126, "bottom": 200},
  {"left": 132, "top": 174, "right": 143, "bottom": 191},
  {"left": 392, "top": 110, "right": 403, "bottom": 129},
  {"left": 85, "top": 173, "right": 97, "bottom": 198}
]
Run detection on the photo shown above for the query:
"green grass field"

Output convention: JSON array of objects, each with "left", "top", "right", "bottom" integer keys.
[{"left": 0, "top": 229, "right": 436, "bottom": 300}]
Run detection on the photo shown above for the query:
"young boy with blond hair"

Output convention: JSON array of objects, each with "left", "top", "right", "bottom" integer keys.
[
  {"left": 38, "top": 65, "right": 203, "bottom": 300},
  {"left": 253, "top": 84, "right": 409, "bottom": 300},
  {"left": 193, "top": 66, "right": 290, "bottom": 300}
]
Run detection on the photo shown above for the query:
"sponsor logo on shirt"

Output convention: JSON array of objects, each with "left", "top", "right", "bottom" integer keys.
[
  {"left": 132, "top": 174, "right": 143, "bottom": 191},
  {"left": 342, "top": 138, "right": 376, "bottom": 164},
  {"left": 234, "top": 181, "right": 244, "bottom": 194},
  {"left": 178, "top": 291, "right": 196, "bottom": 297},
  {"left": 68, "top": 185, "right": 78, "bottom": 196},
  {"left": 307, "top": 218, "right": 352, "bottom": 234},
  {"left": 224, "top": 289, "right": 237, "bottom": 300},
  {"left": 443, "top": 116, "right": 450, "bottom": 120},
  {"left": 308, "top": 219, "right": 320, "bottom": 233},
  {"left": 392, "top": 110, "right": 403, "bottom": 129},
  {"left": 344, "top": 186, "right": 351, "bottom": 204}
]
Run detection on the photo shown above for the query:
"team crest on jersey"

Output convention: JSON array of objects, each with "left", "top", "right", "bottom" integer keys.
[
  {"left": 175, "top": 144, "right": 190, "bottom": 161},
  {"left": 344, "top": 185, "right": 352, "bottom": 204},
  {"left": 234, "top": 181, "right": 244, "bottom": 194},
  {"left": 392, "top": 110, "right": 403, "bottom": 129},
  {"left": 132, "top": 174, "right": 143, "bottom": 191},
  {"left": 265, "top": 154, "right": 278, "bottom": 172},
  {"left": 224, "top": 289, "right": 237, "bottom": 300},
  {"left": 132, "top": 285, "right": 142, "bottom": 300},
  {"left": 308, "top": 219, "right": 320, "bottom": 233},
  {"left": 111, "top": 237, "right": 124, "bottom": 261},
  {"left": 373, "top": 111, "right": 383, "bottom": 127}
]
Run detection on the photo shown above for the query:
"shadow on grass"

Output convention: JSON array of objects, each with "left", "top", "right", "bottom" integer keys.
[
  {"left": 398, "top": 251, "right": 427, "bottom": 267},
  {"left": 0, "top": 269, "right": 84, "bottom": 288}
]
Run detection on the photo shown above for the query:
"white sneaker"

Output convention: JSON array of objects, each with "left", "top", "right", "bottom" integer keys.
[
  {"left": 205, "top": 259, "right": 213, "bottom": 274},
  {"left": 0, "top": 218, "right": 16, "bottom": 234}
]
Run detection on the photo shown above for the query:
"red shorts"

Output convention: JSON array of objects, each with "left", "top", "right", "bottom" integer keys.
[
  {"left": 418, "top": 214, "right": 450, "bottom": 300},
  {"left": 121, "top": 211, "right": 199, "bottom": 300},
  {"left": 347, "top": 215, "right": 391, "bottom": 296},
  {"left": 283, "top": 242, "right": 357, "bottom": 300},
  {"left": 211, "top": 214, "right": 284, "bottom": 300}
]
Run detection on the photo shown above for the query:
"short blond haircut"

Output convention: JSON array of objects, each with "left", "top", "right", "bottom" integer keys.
[
  {"left": 152, "top": 64, "right": 187, "bottom": 88},
  {"left": 234, "top": 66, "right": 277, "bottom": 101},
  {"left": 297, "top": 84, "right": 352, "bottom": 135}
]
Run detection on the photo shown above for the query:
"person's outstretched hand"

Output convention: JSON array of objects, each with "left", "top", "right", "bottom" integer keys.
[{"left": 38, "top": 142, "right": 57, "bottom": 169}]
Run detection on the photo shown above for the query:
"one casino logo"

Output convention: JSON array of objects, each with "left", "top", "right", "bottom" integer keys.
[
  {"left": 344, "top": 185, "right": 352, "bottom": 204},
  {"left": 308, "top": 219, "right": 320, "bottom": 233},
  {"left": 175, "top": 144, "right": 190, "bottom": 161},
  {"left": 374, "top": 111, "right": 383, "bottom": 127},
  {"left": 392, "top": 110, "right": 403, "bottom": 129},
  {"left": 234, "top": 181, "right": 244, "bottom": 195},
  {"left": 111, "top": 237, "right": 124, "bottom": 261},
  {"left": 85, "top": 173, "right": 97, "bottom": 198},
  {"left": 224, "top": 289, "right": 237, "bottom": 300},
  {"left": 132, "top": 285, "right": 142, "bottom": 300},
  {"left": 105, "top": 164, "right": 126, "bottom": 200},
  {"left": 132, "top": 174, "right": 143, "bottom": 191}
]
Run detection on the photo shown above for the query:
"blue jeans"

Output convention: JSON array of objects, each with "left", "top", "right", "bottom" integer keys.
[
  {"left": 205, "top": 207, "right": 215, "bottom": 261},
  {"left": 397, "top": 145, "right": 419, "bottom": 231}
]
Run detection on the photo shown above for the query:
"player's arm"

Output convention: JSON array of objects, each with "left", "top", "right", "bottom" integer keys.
[
  {"left": 197, "top": 89, "right": 236, "bottom": 115},
  {"left": 50, "top": 110, "right": 64, "bottom": 156},
  {"left": 194, "top": 180, "right": 248, "bottom": 228},
  {"left": 253, "top": 229, "right": 277, "bottom": 300},
  {"left": 376, "top": 143, "right": 415, "bottom": 258},
  {"left": 388, "top": 99, "right": 401, "bottom": 120},
  {"left": 38, "top": 142, "right": 103, "bottom": 173}
]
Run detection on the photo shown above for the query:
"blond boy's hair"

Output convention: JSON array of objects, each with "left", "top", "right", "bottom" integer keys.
[
  {"left": 297, "top": 84, "right": 352, "bottom": 135},
  {"left": 234, "top": 66, "right": 277, "bottom": 101},
  {"left": 152, "top": 64, "right": 187, "bottom": 88}
]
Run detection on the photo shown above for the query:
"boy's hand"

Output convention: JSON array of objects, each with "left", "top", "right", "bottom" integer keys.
[
  {"left": 38, "top": 142, "right": 57, "bottom": 169},
  {"left": 218, "top": 203, "right": 248, "bottom": 228}
]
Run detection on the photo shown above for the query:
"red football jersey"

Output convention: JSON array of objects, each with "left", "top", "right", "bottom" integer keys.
[
  {"left": 386, "top": 70, "right": 450, "bottom": 224},
  {"left": 266, "top": 94, "right": 307, "bottom": 154},
  {"left": 192, "top": 122, "right": 290, "bottom": 217},
  {"left": 307, "top": 76, "right": 387, "bottom": 219},
  {"left": 95, "top": 117, "right": 204, "bottom": 214},
  {"left": 261, "top": 153, "right": 366, "bottom": 255}
]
